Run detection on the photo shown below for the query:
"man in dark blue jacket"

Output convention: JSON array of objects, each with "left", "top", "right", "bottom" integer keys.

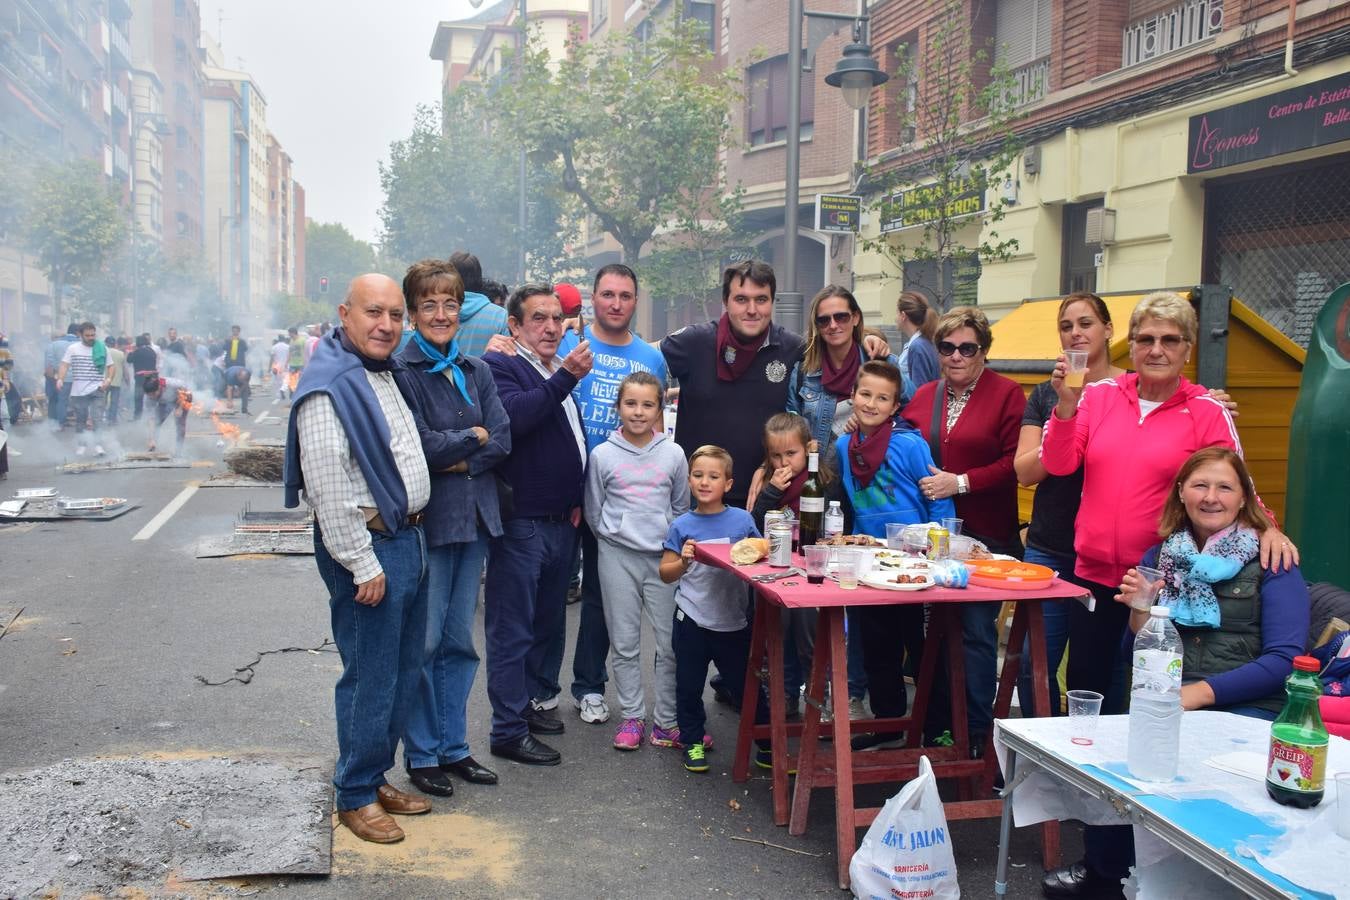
[{"left": 482, "top": 284, "right": 593, "bottom": 766}]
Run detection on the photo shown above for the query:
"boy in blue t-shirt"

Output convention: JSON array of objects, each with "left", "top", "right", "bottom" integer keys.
[{"left": 661, "top": 444, "right": 767, "bottom": 773}]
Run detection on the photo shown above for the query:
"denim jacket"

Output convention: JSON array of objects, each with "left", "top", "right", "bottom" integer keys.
[{"left": 786, "top": 349, "right": 908, "bottom": 466}]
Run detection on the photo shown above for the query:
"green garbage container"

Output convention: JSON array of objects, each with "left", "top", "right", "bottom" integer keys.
[{"left": 1285, "top": 282, "right": 1350, "bottom": 590}]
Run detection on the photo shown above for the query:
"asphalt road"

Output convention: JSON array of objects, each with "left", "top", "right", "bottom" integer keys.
[{"left": 0, "top": 397, "right": 1074, "bottom": 898}]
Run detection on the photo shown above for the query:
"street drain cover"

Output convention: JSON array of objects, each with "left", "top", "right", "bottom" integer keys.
[{"left": 0, "top": 754, "right": 331, "bottom": 896}]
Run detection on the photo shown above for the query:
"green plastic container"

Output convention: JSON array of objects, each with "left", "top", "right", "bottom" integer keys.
[{"left": 1285, "top": 282, "right": 1350, "bottom": 589}]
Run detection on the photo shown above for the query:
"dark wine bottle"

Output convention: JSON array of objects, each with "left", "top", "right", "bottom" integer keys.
[{"left": 797, "top": 451, "right": 824, "bottom": 550}]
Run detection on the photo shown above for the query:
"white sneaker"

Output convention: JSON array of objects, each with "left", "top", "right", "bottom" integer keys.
[
  {"left": 575, "top": 692, "right": 610, "bottom": 724},
  {"left": 75, "top": 445, "right": 86, "bottom": 457},
  {"left": 94, "top": 444, "right": 106, "bottom": 456},
  {"left": 848, "top": 697, "right": 869, "bottom": 721},
  {"left": 530, "top": 694, "right": 559, "bottom": 712}
]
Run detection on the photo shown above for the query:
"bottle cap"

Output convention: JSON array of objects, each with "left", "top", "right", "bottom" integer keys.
[
  {"left": 1293, "top": 655, "right": 1320, "bottom": 672},
  {"left": 1150, "top": 605, "right": 1171, "bottom": 617}
]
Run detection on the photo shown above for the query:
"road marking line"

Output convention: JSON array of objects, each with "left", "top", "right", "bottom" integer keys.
[
  {"left": 254, "top": 405, "right": 275, "bottom": 425},
  {"left": 132, "top": 482, "right": 200, "bottom": 542}
]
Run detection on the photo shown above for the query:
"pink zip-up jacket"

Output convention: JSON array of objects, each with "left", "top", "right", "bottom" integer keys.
[{"left": 1040, "top": 373, "right": 1253, "bottom": 588}]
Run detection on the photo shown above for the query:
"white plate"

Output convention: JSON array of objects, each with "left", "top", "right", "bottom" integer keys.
[
  {"left": 859, "top": 570, "right": 933, "bottom": 591},
  {"left": 14, "top": 487, "right": 57, "bottom": 499}
]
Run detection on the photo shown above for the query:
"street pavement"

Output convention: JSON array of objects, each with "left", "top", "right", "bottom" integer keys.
[{"left": 0, "top": 396, "right": 1073, "bottom": 898}]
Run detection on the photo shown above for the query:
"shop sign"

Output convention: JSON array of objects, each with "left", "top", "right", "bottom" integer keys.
[
  {"left": 814, "top": 194, "right": 862, "bottom": 233},
  {"left": 880, "top": 175, "right": 987, "bottom": 234},
  {"left": 1188, "top": 72, "right": 1350, "bottom": 173}
]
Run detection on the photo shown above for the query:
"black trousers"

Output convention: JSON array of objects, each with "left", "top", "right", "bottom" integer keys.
[{"left": 673, "top": 609, "right": 767, "bottom": 747}]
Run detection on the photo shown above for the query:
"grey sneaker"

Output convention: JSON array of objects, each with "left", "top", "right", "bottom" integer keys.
[
  {"left": 848, "top": 697, "right": 869, "bottom": 721},
  {"left": 530, "top": 694, "right": 560, "bottom": 712},
  {"left": 575, "top": 692, "right": 610, "bottom": 724}
]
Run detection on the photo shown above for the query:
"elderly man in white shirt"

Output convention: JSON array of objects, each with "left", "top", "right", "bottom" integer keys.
[{"left": 283, "top": 274, "right": 433, "bottom": 844}]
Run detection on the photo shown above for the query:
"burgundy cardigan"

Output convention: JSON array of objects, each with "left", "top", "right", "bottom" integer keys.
[{"left": 901, "top": 369, "right": 1025, "bottom": 545}]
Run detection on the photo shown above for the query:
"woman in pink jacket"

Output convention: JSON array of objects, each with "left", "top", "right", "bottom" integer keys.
[{"left": 1038, "top": 291, "right": 1299, "bottom": 898}]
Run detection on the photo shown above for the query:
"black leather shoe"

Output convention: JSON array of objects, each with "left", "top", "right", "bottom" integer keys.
[
  {"left": 1041, "top": 861, "right": 1125, "bottom": 899},
  {"left": 441, "top": 756, "right": 499, "bottom": 785},
  {"left": 490, "top": 734, "right": 561, "bottom": 766},
  {"left": 525, "top": 707, "right": 565, "bottom": 735},
  {"left": 407, "top": 766, "right": 454, "bottom": 798}
]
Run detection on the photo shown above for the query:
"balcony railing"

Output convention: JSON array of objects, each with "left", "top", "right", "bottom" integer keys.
[
  {"left": 1123, "top": 0, "right": 1223, "bottom": 68},
  {"left": 112, "top": 144, "right": 130, "bottom": 177},
  {"left": 999, "top": 56, "right": 1051, "bottom": 110},
  {"left": 108, "top": 23, "right": 131, "bottom": 69},
  {"left": 111, "top": 84, "right": 128, "bottom": 120}
]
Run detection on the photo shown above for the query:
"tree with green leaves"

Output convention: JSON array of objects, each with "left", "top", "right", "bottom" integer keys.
[
  {"left": 491, "top": 17, "right": 742, "bottom": 267},
  {"left": 305, "top": 221, "right": 377, "bottom": 300},
  {"left": 860, "top": 0, "right": 1024, "bottom": 309},
  {"left": 642, "top": 186, "right": 751, "bottom": 325},
  {"left": 378, "top": 93, "right": 580, "bottom": 284},
  {"left": 23, "top": 160, "right": 126, "bottom": 320}
]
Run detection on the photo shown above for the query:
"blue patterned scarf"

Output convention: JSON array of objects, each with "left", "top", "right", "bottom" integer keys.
[
  {"left": 1157, "top": 524, "right": 1261, "bottom": 628},
  {"left": 411, "top": 331, "right": 472, "bottom": 406}
]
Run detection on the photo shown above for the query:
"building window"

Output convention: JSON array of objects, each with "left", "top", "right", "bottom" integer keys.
[
  {"left": 882, "top": 36, "right": 918, "bottom": 147},
  {"left": 176, "top": 125, "right": 187, "bottom": 148},
  {"left": 1123, "top": 0, "right": 1224, "bottom": 68},
  {"left": 683, "top": 0, "right": 716, "bottom": 51},
  {"left": 174, "top": 0, "right": 186, "bottom": 16},
  {"left": 746, "top": 53, "right": 813, "bottom": 147},
  {"left": 995, "top": 0, "right": 1052, "bottom": 106},
  {"left": 590, "top": 0, "right": 607, "bottom": 30},
  {"left": 176, "top": 212, "right": 188, "bottom": 235}
]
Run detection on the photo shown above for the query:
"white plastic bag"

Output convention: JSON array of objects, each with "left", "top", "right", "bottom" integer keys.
[{"left": 849, "top": 755, "right": 960, "bottom": 899}]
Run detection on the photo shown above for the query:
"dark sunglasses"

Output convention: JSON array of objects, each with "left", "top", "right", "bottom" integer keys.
[
  {"left": 937, "top": 341, "right": 981, "bottom": 358},
  {"left": 1132, "top": 334, "right": 1188, "bottom": 349},
  {"left": 814, "top": 311, "right": 853, "bottom": 328}
]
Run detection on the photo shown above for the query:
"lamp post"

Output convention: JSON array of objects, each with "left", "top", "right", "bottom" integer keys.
[{"left": 779, "top": 5, "right": 888, "bottom": 335}]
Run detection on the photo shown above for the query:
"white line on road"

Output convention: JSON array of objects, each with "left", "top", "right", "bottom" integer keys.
[
  {"left": 254, "top": 400, "right": 277, "bottom": 425},
  {"left": 132, "top": 482, "right": 200, "bottom": 542}
]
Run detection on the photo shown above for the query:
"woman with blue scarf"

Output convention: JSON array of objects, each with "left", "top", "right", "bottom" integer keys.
[
  {"left": 392, "top": 260, "right": 512, "bottom": 798},
  {"left": 1045, "top": 447, "right": 1310, "bottom": 900}
]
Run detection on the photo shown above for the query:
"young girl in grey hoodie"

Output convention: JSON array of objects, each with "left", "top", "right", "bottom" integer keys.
[{"left": 584, "top": 372, "right": 691, "bottom": 751}]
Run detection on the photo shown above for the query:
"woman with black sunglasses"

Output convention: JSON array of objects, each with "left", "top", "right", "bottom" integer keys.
[{"left": 901, "top": 306, "right": 1026, "bottom": 750}]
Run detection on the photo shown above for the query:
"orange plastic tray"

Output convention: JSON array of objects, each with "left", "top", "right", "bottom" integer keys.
[{"left": 963, "top": 559, "right": 1056, "bottom": 591}]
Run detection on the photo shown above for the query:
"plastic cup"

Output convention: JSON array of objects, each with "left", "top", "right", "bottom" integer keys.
[
  {"left": 942, "top": 517, "right": 963, "bottom": 537},
  {"left": 1336, "top": 772, "right": 1350, "bottom": 840},
  {"left": 837, "top": 549, "right": 863, "bottom": 590},
  {"left": 902, "top": 525, "right": 929, "bottom": 558},
  {"left": 804, "top": 545, "right": 831, "bottom": 585},
  {"left": 1064, "top": 350, "right": 1090, "bottom": 388},
  {"left": 1067, "top": 690, "right": 1103, "bottom": 745},
  {"left": 1132, "top": 566, "right": 1165, "bottom": 611},
  {"left": 949, "top": 535, "right": 975, "bottom": 560},
  {"left": 885, "top": 523, "right": 906, "bottom": 550}
]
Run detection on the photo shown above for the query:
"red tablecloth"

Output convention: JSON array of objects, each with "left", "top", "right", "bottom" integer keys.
[{"left": 693, "top": 542, "right": 1091, "bottom": 608}]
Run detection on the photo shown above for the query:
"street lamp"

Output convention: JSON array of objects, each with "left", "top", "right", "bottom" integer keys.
[{"left": 779, "top": 3, "right": 888, "bottom": 335}]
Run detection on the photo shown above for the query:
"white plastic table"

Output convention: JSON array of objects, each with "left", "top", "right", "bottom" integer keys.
[{"left": 994, "top": 711, "right": 1350, "bottom": 899}]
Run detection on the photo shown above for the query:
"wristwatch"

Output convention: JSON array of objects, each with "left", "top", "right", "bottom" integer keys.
[{"left": 956, "top": 474, "right": 970, "bottom": 495}]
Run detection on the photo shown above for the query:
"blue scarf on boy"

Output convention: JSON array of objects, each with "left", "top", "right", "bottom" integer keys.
[
  {"left": 411, "top": 331, "right": 472, "bottom": 406},
  {"left": 1157, "top": 524, "right": 1261, "bottom": 628}
]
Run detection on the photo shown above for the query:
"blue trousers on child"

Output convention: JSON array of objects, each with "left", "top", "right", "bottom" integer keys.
[{"left": 673, "top": 608, "right": 768, "bottom": 748}]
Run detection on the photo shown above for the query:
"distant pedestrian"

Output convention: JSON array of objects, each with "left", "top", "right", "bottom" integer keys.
[
  {"left": 55, "top": 322, "right": 112, "bottom": 457},
  {"left": 127, "top": 334, "right": 159, "bottom": 421},
  {"left": 283, "top": 273, "right": 433, "bottom": 844},
  {"left": 271, "top": 334, "right": 290, "bottom": 399},
  {"left": 143, "top": 375, "right": 192, "bottom": 456},
  {"left": 446, "top": 251, "right": 509, "bottom": 357},
  {"left": 104, "top": 336, "right": 126, "bottom": 424},
  {"left": 44, "top": 324, "right": 78, "bottom": 429}
]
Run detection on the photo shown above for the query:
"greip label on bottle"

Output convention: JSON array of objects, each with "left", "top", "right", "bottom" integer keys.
[{"left": 1267, "top": 737, "right": 1327, "bottom": 794}]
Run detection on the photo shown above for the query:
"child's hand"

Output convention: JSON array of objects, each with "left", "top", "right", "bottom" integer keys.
[
  {"left": 681, "top": 540, "right": 697, "bottom": 565},
  {"left": 769, "top": 465, "right": 795, "bottom": 490}
]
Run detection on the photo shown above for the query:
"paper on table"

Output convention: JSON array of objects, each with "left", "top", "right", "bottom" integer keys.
[
  {"left": 0, "top": 499, "right": 25, "bottom": 517},
  {"left": 1204, "top": 751, "right": 1268, "bottom": 782},
  {"left": 1254, "top": 801, "right": 1350, "bottom": 898}
]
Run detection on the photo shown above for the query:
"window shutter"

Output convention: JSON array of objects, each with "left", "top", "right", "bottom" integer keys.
[
  {"left": 995, "top": 0, "right": 1037, "bottom": 68},
  {"left": 800, "top": 53, "right": 814, "bottom": 127},
  {"left": 1035, "top": 0, "right": 1051, "bottom": 59},
  {"left": 770, "top": 57, "right": 789, "bottom": 136}
]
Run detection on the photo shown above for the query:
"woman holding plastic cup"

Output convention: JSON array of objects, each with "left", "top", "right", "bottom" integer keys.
[{"left": 1043, "top": 447, "right": 1309, "bottom": 899}]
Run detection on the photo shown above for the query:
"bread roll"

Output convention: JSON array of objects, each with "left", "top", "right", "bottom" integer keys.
[{"left": 730, "top": 537, "right": 770, "bottom": 565}]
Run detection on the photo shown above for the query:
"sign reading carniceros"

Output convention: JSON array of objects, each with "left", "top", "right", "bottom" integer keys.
[
  {"left": 814, "top": 194, "right": 862, "bottom": 233},
  {"left": 1188, "top": 72, "right": 1350, "bottom": 173},
  {"left": 880, "top": 174, "right": 987, "bottom": 234}
]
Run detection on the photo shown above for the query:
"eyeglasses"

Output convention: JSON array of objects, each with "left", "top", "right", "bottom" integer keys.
[
  {"left": 815, "top": 311, "right": 854, "bottom": 328},
  {"left": 418, "top": 301, "right": 461, "bottom": 316},
  {"left": 1132, "top": 334, "right": 1188, "bottom": 349},
  {"left": 937, "top": 341, "right": 981, "bottom": 358}
]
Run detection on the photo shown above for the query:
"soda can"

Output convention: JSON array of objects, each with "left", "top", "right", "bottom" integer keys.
[
  {"left": 926, "top": 527, "right": 950, "bottom": 561},
  {"left": 768, "top": 522, "right": 793, "bottom": 567}
]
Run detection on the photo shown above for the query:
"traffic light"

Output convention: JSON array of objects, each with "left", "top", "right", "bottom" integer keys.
[{"left": 319, "top": 276, "right": 329, "bottom": 294}]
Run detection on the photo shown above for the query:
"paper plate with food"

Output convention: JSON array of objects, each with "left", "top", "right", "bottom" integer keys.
[{"left": 860, "top": 561, "right": 934, "bottom": 591}]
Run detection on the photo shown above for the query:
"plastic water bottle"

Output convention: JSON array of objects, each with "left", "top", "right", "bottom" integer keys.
[
  {"left": 1127, "top": 605, "right": 1183, "bottom": 782},
  {"left": 822, "top": 501, "right": 844, "bottom": 543}
]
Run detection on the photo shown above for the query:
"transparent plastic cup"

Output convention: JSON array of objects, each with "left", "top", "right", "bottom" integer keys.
[
  {"left": 1067, "top": 689, "right": 1104, "bottom": 746},
  {"left": 885, "top": 523, "right": 906, "bottom": 550},
  {"left": 942, "top": 517, "right": 963, "bottom": 537},
  {"left": 804, "top": 545, "right": 831, "bottom": 585},
  {"left": 1064, "top": 350, "right": 1090, "bottom": 388},
  {"left": 1132, "top": 566, "right": 1165, "bottom": 611},
  {"left": 837, "top": 549, "right": 863, "bottom": 590}
]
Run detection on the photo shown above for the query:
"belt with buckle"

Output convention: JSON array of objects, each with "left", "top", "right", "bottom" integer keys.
[{"left": 366, "top": 511, "right": 424, "bottom": 534}]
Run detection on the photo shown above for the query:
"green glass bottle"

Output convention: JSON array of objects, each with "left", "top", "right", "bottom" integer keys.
[{"left": 1265, "top": 655, "right": 1328, "bottom": 808}]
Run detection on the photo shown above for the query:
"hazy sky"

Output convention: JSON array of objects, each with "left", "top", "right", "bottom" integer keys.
[{"left": 206, "top": 0, "right": 484, "bottom": 245}]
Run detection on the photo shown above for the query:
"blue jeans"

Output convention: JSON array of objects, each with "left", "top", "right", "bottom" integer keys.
[
  {"left": 314, "top": 524, "right": 428, "bottom": 811},
  {"left": 404, "top": 535, "right": 489, "bottom": 769},
  {"left": 846, "top": 610, "right": 868, "bottom": 700},
  {"left": 484, "top": 517, "right": 576, "bottom": 744},
  {"left": 673, "top": 609, "right": 768, "bottom": 747},
  {"left": 1017, "top": 546, "right": 1078, "bottom": 718},
  {"left": 568, "top": 520, "right": 610, "bottom": 702},
  {"left": 924, "top": 601, "right": 1001, "bottom": 742}
]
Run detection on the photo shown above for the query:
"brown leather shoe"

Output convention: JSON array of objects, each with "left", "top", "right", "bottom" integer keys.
[
  {"left": 376, "top": 783, "right": 431, "bottom": 815},
  {"left": 338, "top": 802, "right": 404, "bottom": 843}
]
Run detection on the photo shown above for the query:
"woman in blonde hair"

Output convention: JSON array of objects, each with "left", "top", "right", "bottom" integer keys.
[{"left": 896, "top": 291, "right": 939, "bottom": 391}]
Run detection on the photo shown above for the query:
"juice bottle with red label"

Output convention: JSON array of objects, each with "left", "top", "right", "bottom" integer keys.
[{"left": 1266, "top": 655, "right": 1328, "bottom": 808}]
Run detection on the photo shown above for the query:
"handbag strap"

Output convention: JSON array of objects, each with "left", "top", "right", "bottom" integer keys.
[{"left": 927, "top": 379, "right": 945, "bottom": 468}]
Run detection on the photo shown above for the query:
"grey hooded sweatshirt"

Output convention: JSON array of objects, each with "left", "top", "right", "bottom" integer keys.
[{"left": 584, "top": 430, "right": 690, "bottom": 554}]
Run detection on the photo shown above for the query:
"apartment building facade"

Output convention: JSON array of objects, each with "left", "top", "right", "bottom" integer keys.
[{"left": 858, "top": 0, "right": 1350, "bottom": 346}]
